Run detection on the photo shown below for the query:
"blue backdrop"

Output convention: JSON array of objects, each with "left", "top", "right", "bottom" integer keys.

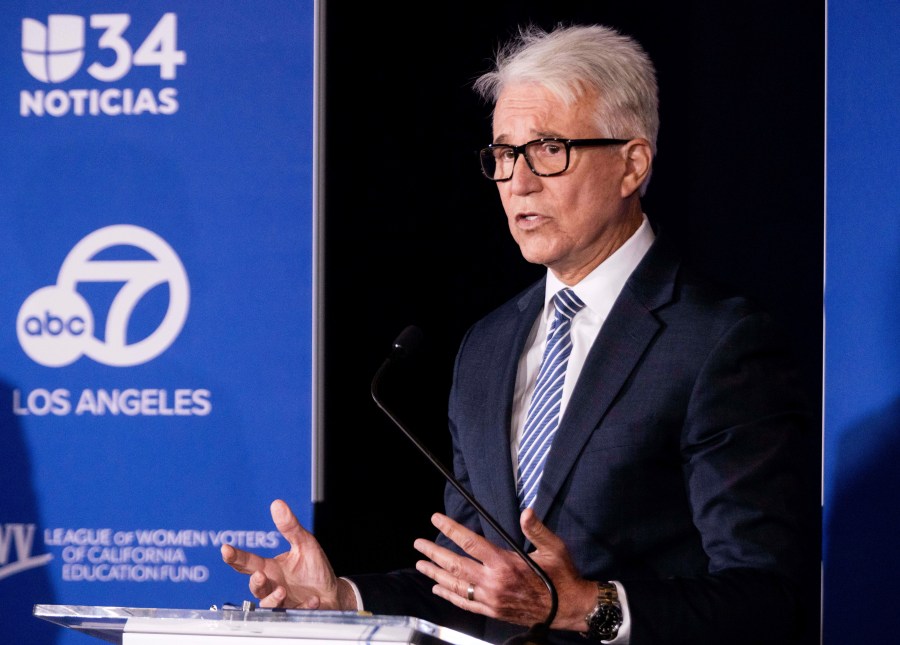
[
  {"left": 0, "top": 2, "right": 316, "bottom": 643},
  {"left": 824, "top": 0, "right": 900, "bottom": 640}
]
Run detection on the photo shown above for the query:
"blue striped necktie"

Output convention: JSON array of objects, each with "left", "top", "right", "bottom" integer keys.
[{"left": 517, "top": 288, "right": 586, "bottom": 510}]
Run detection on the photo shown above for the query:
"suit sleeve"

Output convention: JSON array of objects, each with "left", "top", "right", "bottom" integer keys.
[{"left": 623, "top": 310, "right": 819, "bottom": 645}]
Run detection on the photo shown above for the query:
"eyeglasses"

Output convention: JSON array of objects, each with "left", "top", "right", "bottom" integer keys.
[{"left": 479, "top": 137, "right": 631, "bottom": 181}]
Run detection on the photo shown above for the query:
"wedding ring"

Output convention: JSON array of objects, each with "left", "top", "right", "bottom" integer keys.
[{"left": 466, "top": 582, "right": 476, "bottom": 601}]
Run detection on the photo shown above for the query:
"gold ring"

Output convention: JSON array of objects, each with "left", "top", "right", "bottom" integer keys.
[{"left": 466, "top": 582, "right": 476, "bottom": 601}]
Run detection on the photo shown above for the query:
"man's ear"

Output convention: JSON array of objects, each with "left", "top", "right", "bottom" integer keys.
[{"left": 620, "top": 138, "right": 653, "bottom": 198}]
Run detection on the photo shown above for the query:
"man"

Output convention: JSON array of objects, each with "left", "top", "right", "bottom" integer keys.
[{"left": 222, "top": 24, "right": 816, "bottom": 644}]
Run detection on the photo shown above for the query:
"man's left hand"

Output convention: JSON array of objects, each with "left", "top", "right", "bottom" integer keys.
[{"left": 413, "top": 508, "right": 596, "bottom": 631}]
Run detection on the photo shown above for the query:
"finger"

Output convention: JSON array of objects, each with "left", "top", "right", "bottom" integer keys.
[
  {"left": 416, "top": 559, "right": 483, "bottom": 608},
  {"left": 414, "top": 538, "right": 479, "bottom": 583},
  {"left": 427, "top": 579, "right": 500, "bottom": 621},
  {"left": 220, "top": 543, "right": 269, "bottom": 575},
  {"left": 414, "top": 536, "right": 486, "bottom": 607},
  {"left": 430, "top": 580, "right": 479, "bottom": 611},
  {"left": 270, "top": 499, "right": 312, "bottom": 549},
  {"left": 430, "top": 513, "right": 497, "bottom": 563},
  {"left": 257, "top": 584, "right": 286, "bottom": 608},
  {"left": 415, "top": 556, "right": 475, "bottom": 599},
  {"left": 249, "top": 570, "right": 278, "bottom": 599},
  {"left": 520, "top": 508, "right": 563, "bottom": 550}
]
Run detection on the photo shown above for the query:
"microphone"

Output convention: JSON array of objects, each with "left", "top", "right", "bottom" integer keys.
[{"left": 371, "top": 325, "right": 558, "bottom": 645}]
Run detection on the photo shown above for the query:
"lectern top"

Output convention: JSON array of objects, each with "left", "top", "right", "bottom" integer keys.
[{"left": 33, "top": 604, "right": 492, "bottom": 645}]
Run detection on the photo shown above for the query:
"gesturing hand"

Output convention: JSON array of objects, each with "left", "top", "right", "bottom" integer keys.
[
  {"left": 413, "top": 508, "right": 596, "bottom": 631},
  {"left": 220, "top": 499, "right": 356, "bottom": 610}
]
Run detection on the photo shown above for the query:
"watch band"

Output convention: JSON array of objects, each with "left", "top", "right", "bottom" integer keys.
[{"left": 584, "top": 581, "right": 623, "bottom": 640}]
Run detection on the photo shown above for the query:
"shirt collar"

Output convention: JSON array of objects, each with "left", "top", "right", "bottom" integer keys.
[{"left": 544, "top": 213, "right": 655, "bottom": 321}]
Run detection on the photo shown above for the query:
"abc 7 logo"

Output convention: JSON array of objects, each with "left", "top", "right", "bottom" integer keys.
[{"left": 17, "top": 225, "right": 189, "bottom": 367}]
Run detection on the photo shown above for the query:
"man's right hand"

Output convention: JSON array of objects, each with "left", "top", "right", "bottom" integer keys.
[{"left": 220, "top": 499, "right": 358, "bottom": 610}]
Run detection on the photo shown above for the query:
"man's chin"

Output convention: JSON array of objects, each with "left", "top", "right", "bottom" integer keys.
[{"left": 516, "top": 245, "right": 559, "bottom": 268}]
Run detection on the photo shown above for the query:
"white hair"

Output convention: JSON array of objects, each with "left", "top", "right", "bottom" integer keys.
[{"left": 474, "top": 24, "right": 659, "bottom": 164}]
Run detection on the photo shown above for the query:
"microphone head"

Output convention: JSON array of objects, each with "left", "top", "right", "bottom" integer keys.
[{"left": 391, "top": 325, "right": 423, "bottom": 359}]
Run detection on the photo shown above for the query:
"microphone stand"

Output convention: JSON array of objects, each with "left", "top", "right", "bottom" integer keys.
[{"left": 370, "top": 326, "right": 558, "bottom": 645}]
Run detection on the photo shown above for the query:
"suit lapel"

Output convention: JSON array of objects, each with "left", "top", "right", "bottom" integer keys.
[
  {"left": 532, "top": 241, "right": 679, "bottom": 520},
  {"left": 474, "top": 280, "right": 545, "bottom": 545}
]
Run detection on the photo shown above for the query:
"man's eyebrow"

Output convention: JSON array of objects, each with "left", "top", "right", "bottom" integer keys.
[{"left": 492, "top": 131, "right": 564, "bottom": 144}]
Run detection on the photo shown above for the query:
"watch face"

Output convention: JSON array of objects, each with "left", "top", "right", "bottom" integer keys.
[{"left": 589, "top": 603, "right": 623, "bottom": 639}]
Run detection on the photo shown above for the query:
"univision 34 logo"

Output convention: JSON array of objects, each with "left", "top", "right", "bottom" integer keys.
[
  {"left": 20, "top": 13, "right": 185, "bottom": 117},
  {"left": 17, "top": 225, "right": 190, "bottom": 367}
]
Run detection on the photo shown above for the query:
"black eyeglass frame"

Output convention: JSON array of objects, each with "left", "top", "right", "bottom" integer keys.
[{"left": 479, "top": 137, "right": 632, "bottom": 181}]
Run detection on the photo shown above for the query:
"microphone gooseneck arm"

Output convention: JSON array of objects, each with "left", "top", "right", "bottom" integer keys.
[{"left": 370, "top": 326, "right": 559, "bottom": 643}]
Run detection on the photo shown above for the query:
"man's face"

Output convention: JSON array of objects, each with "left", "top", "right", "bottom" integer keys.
[{"left": 492, "top": 83, "right": 643, "bottom": 284}]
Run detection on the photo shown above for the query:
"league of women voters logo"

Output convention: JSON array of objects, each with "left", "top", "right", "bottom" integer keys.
[{"left": 17, "top": 225, "right": 190, "bottom": 368}]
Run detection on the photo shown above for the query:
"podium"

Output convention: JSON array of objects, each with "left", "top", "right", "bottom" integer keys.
[{"left": 33, "top": 604, "right": 492, "bottom": 645}]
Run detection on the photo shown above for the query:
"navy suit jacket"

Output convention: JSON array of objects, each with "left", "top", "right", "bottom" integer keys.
[{"left": 352, "top": 238, "right": 818, "bottom": 644}]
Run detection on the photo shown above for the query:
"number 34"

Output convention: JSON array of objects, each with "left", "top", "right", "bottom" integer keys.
[{"left": 88, "top": 13, "right": 185, "bottom": 82}]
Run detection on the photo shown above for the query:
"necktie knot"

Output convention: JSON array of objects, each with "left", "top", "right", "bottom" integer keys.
[{"left": 551, "top": 288, "right": 586, "bottom": 324}]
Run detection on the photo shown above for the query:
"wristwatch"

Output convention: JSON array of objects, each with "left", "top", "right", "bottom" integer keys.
[{"left": 583, "top": 581, "right": 623, "bottom": 641}]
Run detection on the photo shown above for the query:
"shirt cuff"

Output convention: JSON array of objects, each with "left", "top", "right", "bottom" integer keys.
[
  {"left": 602, "top": 581, "right": 631, "bottom": 644},
  {"left": 340, "top": 576, "right": 364, "bottom": 611}
]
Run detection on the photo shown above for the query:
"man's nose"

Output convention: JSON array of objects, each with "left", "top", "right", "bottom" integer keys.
[{"left": 509, "top": 153, "right": 541, "bottom": 193}]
